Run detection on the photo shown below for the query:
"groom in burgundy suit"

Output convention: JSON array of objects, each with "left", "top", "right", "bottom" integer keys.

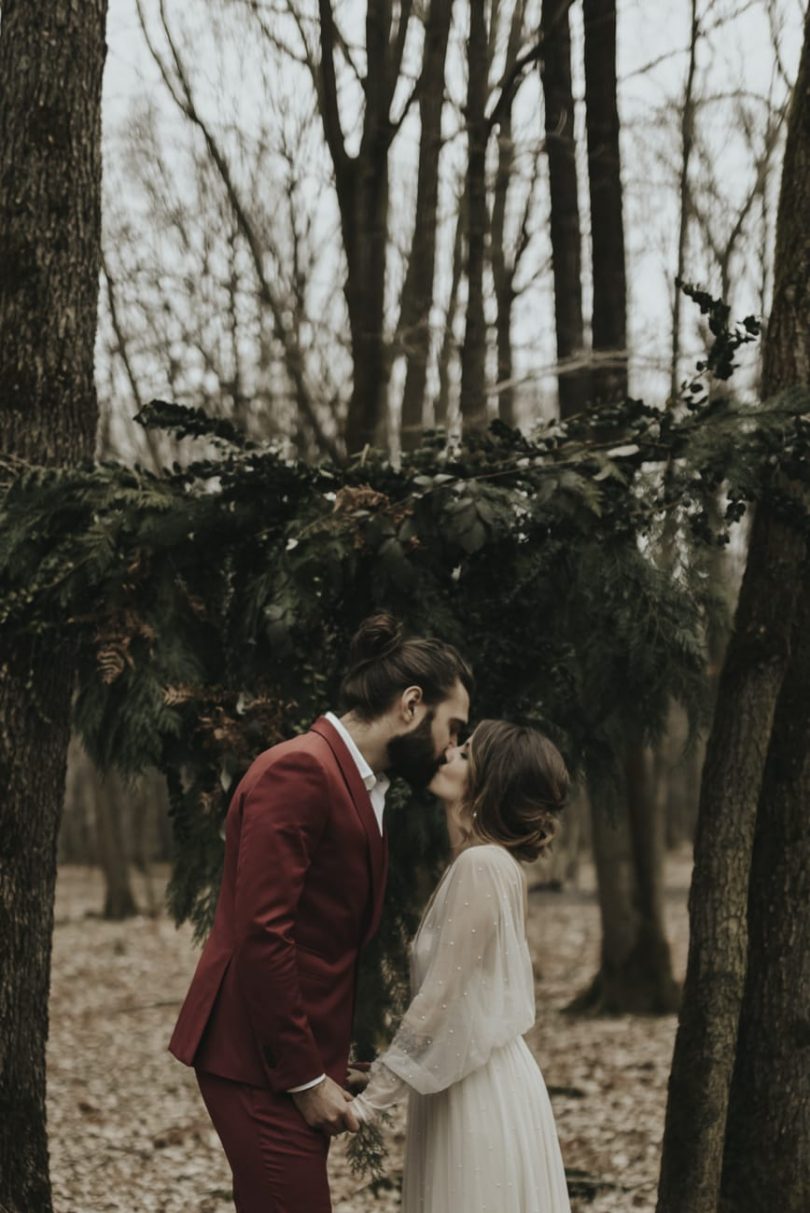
[{"left": 169, "top": 615, "right": 472, "bottom": 1212}]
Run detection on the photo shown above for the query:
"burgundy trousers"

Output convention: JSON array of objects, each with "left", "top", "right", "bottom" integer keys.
[{"left": 196, "top": 1070, "right": 331, "bottom": 1213}]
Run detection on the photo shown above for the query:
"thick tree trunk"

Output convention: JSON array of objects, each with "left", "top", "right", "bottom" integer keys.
[
  {"left": 582, "top": 0, "right": 627, "bottom": 404},
  {"left": 656, "top": 17, "right": 810, "bottom": 1211},
  {"left": 398, "top": 0, "right": 454, "bottom": 450},
  {"left": 718, "top": 21, "right": 810, "bottom": 1212},
  {"left": 541, "top": 0, "right": 590, "bottom": 418},
  {"left": 0, "top": 2, "right": 107, "bottom": 1210},
  {"left": 719, "top": 569, "right": 810, "bottom": 1213},
  {"left": 573, "top": 750, "right": 678, "bottom": 1014},
  {"left": 459, "top": 0, "right": 490, "bottom": 433}
]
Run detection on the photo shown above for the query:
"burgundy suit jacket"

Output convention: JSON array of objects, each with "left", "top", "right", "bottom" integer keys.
[{"left": 168, "top": 717, "right": 389, "bottom": 1093}]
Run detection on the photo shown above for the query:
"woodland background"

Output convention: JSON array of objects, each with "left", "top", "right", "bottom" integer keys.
[{"left": 1, "top": 2, "right": 809, "bottom": 1213}]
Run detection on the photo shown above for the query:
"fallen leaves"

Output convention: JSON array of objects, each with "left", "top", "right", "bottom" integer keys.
[{"left": 48, "top": 851, "right": 691, "bottom": 1211}]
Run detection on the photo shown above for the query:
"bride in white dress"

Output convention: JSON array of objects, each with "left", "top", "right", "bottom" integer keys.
[{"left": 350, "top": 720, "right": 572, "bottom": 1213}]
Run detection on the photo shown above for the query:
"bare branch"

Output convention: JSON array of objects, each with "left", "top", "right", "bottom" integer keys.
[{"left": 136, "top": 0, "right": 342, "bottom": 461}]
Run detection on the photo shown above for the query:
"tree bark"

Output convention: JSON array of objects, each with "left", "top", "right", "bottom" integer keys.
[
  {"left": 0, "top": 2, "right": 107, "bottom": 1209},
  {"left": 459, "top": 0, "right": 490, "bottom": 433},
  {"left": 435, "top": 191, "right": 466, "bottom": 428},
  {"left": 398, "top": 0, "right": 454, "bottom": 450},
  {"left": 541, "top": 0, "right": 590, "bottom": 418},
  {"left": 670, "top": 0, "right": 699, "bottom": 405},
  {"left": 579, "top": 1, "right": 676, "bottom": 1015},
  {"left": 488, "top": 0, "right": 525, "bottom": 428},
  {"left": 572, "top": 750, "right": 679, "bottom": 1015},
  {"left": 317, "top": 0, "right": 415, "bottom": 454},
  {"left": 718, "top": 20, "right": 810, "bottom": 1211},
  {"left": 719, "top": 568, "right": 810, "bottom": 1213},
  {"left": 656, "top": 16, "right": 810, "bottom": 1211},
  {"left": 582, "top": 0, "right": 627, "bottom": 404},
  {"left": 92, "top": 770, "right": 139, "bottom": 922}
]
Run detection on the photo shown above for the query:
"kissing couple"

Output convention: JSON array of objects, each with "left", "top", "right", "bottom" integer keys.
[{"left": 170, "top": 613, "right": 572, "bottom": 1212}]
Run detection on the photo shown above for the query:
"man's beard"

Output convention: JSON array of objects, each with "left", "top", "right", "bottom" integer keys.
[{"left": 386, "top": 711, "right": 442, "bottom": 789}]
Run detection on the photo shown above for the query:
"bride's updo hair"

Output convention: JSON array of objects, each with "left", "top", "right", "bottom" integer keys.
[
  {"left": 339, "top": 612, "right": 474, "bottom": 722},
  {"left": 464, "top": 720, "right": 569, "bottom": 862}
]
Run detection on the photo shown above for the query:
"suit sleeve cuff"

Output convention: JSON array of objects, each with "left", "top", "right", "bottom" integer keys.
[{"left": 287, "top": 1073, "right": 326, "bottom": 1093}]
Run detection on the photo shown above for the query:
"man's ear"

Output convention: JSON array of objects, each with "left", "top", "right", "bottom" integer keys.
[{"left": 401, "top": 685, "right": 424, "bottom": 721}]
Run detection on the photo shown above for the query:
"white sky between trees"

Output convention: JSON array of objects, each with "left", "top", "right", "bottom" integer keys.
[{"left": 99, "top": 0, "right": 804, "bottom": 456}]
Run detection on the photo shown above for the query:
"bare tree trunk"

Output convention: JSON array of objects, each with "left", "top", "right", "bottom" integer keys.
[
  {"left": 0, "top": 2, "right": 107, "bottom": 1209},
  {"left": 718, "top": 22, "right": 810, "bottom": 1211},
  {"left": 541, "top": 0, "right": 589, "bottom": 418},
  {"left": 719, "top": 567, "right": 810, "bottom": 1213},
  {"left": 573, "top": 750, "right": 679, "bottom": 1014},
  {"left": 435, "top": 193, "right": 466, "bottom": 428},
  {"left": 656, "top": 16, "right": 810, "bottom": 1210},
  {"left": 489, "top": 0, "right": 525, "bottom": 428},
  {"left": 579, "top": 789, "right": 642, "bottom": 1012},
  {"left": 398, "top": 0, "right": 454, "bottom": 450},
  {"left": 577, "top": 0, "right": 675, "bottom": 1014},
  {"left": 582, "top": 0, "right": 627, "bottom": 404},
  {"left": 92, "top": 771, "right": 139, "bottom": 921},
  {"left": 623, "top": 739, "right": 679, "bottom": 1009},
  {"left": 670, "top": 0, "right": 699, "bottom": 404},
  {"left": 459, "top": 0, "right": 490, "bottom": 433},
  {"left": 318, "top": 0, "right": 415, "bottom": 454}
]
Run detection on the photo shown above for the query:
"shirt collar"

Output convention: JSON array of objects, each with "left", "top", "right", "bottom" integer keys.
[{"left": 324, "top": 711, "right": 389, "bottom": 794}]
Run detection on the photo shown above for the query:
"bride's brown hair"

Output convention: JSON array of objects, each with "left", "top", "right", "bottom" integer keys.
[{"left": 463, "top": 721, "right": 569, "bottom": 862}]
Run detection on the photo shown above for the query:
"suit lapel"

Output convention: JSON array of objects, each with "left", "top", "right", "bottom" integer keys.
[{"left": 310, "top": 716, "right": 387, "bottom": 942}]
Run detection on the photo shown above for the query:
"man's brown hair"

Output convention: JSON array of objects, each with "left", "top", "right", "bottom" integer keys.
[{"left": 339, "top": 612, "right": 473, "bottom": 721}]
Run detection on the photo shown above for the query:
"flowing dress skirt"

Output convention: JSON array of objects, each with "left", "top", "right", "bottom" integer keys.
[{"left": 402, "top": 1035, "right": 571, "bottom": 1213}]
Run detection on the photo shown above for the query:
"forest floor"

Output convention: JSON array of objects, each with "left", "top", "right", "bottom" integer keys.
[{"left": 48, "top": 848, "right": 691, "bottom": 1213}]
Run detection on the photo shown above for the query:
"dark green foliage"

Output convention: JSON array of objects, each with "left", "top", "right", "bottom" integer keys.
[{"left": 2, "top": 294, "right": 810, "bottom": 1047}]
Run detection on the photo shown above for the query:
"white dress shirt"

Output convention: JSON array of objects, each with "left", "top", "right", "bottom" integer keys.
[
  {"left": 324, "top": 711, "right": 390, "bottom": 834},
  {"left": 287, "top": 712, "right": 390, "bottom": 1093}
]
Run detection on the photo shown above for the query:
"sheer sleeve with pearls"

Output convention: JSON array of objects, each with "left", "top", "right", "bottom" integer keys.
[{"left": 353, "top": 844, "right": 535, "bottom": 1116}]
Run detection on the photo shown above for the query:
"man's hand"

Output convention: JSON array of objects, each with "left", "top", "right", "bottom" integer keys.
[{"left": 291, "top": 1076, "right": 359, "bottom": 1136}]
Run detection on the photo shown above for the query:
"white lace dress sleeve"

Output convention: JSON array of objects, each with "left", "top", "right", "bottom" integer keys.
[{"left": 353, "top": 843, "right": 534, "bottom": 1117}]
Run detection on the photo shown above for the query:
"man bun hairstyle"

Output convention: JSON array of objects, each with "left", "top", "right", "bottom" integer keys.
[
  {"left": 466, "top": 720, "right": 569, "bottom": 863},
  {"left": 339, "top": 612, "right": 473, "bottom": 721}
]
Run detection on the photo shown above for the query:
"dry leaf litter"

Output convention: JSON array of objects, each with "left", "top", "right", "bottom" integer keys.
[{"left": 49, "top": 850, "right": 690, "bottom": 1212}]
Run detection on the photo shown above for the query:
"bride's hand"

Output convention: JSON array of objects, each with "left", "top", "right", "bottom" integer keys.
[
  {"left": 345, "top": 1061, "right": 372, "bottom": 1093},
  {"left": 348, "top": 1092, "right": 375, "bottom": 1124}
]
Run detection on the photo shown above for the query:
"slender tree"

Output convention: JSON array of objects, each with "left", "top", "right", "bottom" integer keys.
[
  {"left": 541, "top": 0, "right": 589, "bottom": 417},
  {"left": 0, "top": 2, "right": 108, "bottom": 1209},
  {"left": 570, "top": 0, "right": 678, "bottom": 1016},
  {"left": 670, "top": 0, "right": 699, "bottom": 404},
  {"left": 489, "top": 0, "right": 525, "bottom": 427},
  {"left": 398, "top": 0, "right": 455, "bottom": 450},
  {"left": 459, "top": 0, "right": 491, "bottom": 431},
  {"left": 316, "top": 0, "right": 417, "bottom": 453},
  {"left": 657, "top": 14, "right": 810, "bottom": 1211},
  {"left": 582, "top": 0, "right": 627, "bottom": 402}
]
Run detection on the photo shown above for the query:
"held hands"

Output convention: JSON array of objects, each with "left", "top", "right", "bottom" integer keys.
[
  {"left": 345, "top": 1060, "right": 372, "bottom": 1094},
  {"left": 291, "top": 1076, "right": 359, "bottom": 1136}
]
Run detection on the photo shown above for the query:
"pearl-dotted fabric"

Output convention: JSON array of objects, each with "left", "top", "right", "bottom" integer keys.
[{"left": 354, "top": 844, "right": 571, "bottom": 1213}]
